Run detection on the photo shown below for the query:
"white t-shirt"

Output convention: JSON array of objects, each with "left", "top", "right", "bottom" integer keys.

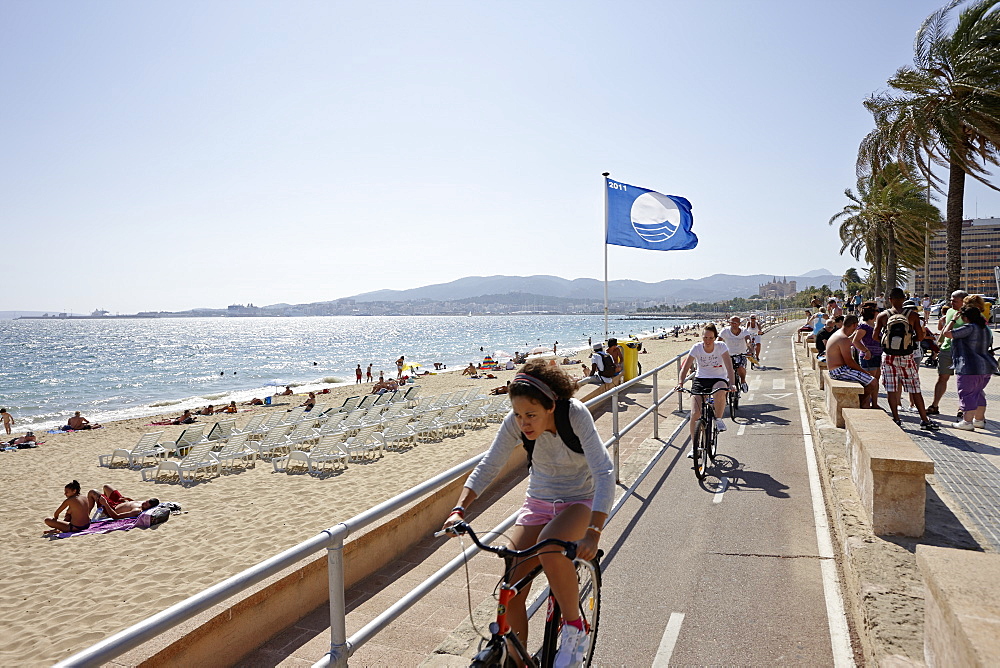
[
  {"left": 744, "top": 323, "right": 761, "bottom": 342},
  {"left": 690, "top": 341, "right": 730, "bottom": 379},
  {"left": 591, "top": 352, "right": 614, "bottom": 383},
  {"left": 719, "top": 327, "right": 747, "bottom": 356},
  {"left": 921, "top": 296, "right": 931, "bottom": 309}
]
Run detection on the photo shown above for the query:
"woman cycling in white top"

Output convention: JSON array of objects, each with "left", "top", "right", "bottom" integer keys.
[{"left": 676, "top": 324, "right": 735, "bottom": 454}]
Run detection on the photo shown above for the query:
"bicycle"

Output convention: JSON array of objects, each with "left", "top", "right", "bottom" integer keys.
[
  {"left": 727, "top": 356, "right": 745, "bottom": 420},
  {"left": 435, "top": 520, "right": 603, "bottom": 668},
  {"left": 680, "top": 384, "right": 727, "bottom": 480}
]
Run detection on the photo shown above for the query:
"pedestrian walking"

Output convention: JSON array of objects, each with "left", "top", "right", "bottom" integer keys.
[
  {"left": 1, "top": 408, "right": 13, "bottom": 435},
  {"left": 942, "top": 305, "right": 997, "bottom": 430}
]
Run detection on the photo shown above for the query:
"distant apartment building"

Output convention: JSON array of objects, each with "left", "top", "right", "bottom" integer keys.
[
  {"left": 758, "top": 277, "right": 797, "bottom": 299},
  {"left": 910, "top": 217, "right": 1000, "bottom": 298}
]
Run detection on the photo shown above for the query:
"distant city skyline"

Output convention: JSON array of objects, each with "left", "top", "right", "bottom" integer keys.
[
  {"left": 5, "top": 1, "right": 997, "bottom": 313},
  {"left": 4, "top": 267, "right": 846, "bottom": 317}
]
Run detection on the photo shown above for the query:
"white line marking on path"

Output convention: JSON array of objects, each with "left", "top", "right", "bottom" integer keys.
[
  {"left": 772, "top": 378, "right": 786, "bottom": 390},
  {"left": 763, "top": 393, "right": 792, "bottom": 400},
  {"left": 790, "top": 334, "right": 855, "bottom": 667},
  {"left": 737, "top": 423, "right": 747, "bottom": 436},
  {"left": 713, "top": 477, "right": 729, "bottom": 504},
  {"left": 652, "top": 612, "right": 685, "bottom": 667},
  {"left": 749, "top": 376, "right": 762, "bottom": 391}
]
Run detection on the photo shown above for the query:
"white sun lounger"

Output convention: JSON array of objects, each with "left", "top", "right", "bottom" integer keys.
[
  {"left": 272, "top": 434, "right": 349, "bottom": 474},
  {"left": 141, "top": 441, "right": 220, "bottom": 485},
  {"left": 98, "top": 431, "right": 166, "bottom": 468},
  {"left": 214, "top": 433, "right": 257, "bottom": 471}
]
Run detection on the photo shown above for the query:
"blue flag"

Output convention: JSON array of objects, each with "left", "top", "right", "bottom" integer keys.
[{"left": 605, "top": 178, "right": 697, "bottom": 251}]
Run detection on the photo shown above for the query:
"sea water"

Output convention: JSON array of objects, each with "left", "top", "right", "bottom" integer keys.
[{"left": 0, "top": 314, "right": 695, "bottom": 431}]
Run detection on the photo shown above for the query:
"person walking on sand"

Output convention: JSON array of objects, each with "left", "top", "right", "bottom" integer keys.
[
  {"left": 355, "top": 364, "right": 363, "bottom": 384},
  {"left": 366, "top": 364, "right": 373, "bottom": 382},
  {"left": 1, "top": 408, "right": 13, "bottom": 435},
  {"left": 396, "top": 356, "right": 405, "bottom": 379}
]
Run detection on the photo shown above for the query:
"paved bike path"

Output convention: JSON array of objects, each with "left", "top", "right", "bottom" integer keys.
[{"left": 592, "top": 322, "right": 852, "bottom": 666}]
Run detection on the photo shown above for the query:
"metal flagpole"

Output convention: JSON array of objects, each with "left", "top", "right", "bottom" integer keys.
[{"left": 603, "top": 172, "right": 610, "bottom": 338}]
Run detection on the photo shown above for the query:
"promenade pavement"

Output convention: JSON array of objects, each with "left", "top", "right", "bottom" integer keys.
[{"left": 899, "top": 352, "right": 1000, "bottom": 551}]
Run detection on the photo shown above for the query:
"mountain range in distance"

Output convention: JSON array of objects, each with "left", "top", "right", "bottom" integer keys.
[
  {"left": 8, "top": 269, "right": 844, "bottom": 319},
  {"left": 337, "top": 269, "right": 844, "bottom": 305}
]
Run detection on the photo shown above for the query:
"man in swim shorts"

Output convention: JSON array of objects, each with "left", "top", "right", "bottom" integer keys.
[{"left": 825, "top": 316, "right": 877, "bottom": 399}]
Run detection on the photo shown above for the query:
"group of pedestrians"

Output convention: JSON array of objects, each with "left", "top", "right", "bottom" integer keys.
[{"left": 822, "top": 287, "right": 996, "bottom": 432}]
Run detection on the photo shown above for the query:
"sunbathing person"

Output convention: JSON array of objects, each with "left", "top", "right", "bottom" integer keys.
[
  {"left": 489, "top": 381, "right": 511, "bottom": 395},
  {"left": 277, "top": 386, "right": 294, "bottom": 396},
  {"left": 301, "top": 392, "right": 316, "bottom": 411},
  {"left": 44, "top": 480, "right": 91, "bottom": 533},
  {"left": 7, "top": 431, "right": 37, "bottom": 447},
  {"left": 88, "top": 489, "right": 160, "bottom": 520},
  {"left": 66, "top": 411, "right": 100, "bottom": 430},
  {"left": 171, "top": 409, "right": 196, "bottom": 425},
  {"left": 244, "top": 398, "right": 264, "bottom": 406},
  {"left": 216, "top": 401, "right": 238, "bottom": 414},
  {"left": 196, "top": 405, "right": 215, "bottom": 416}
]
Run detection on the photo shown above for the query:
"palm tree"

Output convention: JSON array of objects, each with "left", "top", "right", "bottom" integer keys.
[
  {"left": 831, "top": 162, "right": 942, "bottom": 294},
  {"left": 860, "top": 0, "right": 1000, "bottom": 294}
]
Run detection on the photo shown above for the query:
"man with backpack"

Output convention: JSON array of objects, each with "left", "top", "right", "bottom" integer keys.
[
  {"left": 578, "top": 342, "right": 616, "bottom": 405},
  {"left": 874, "top": 288, "right": 940, "bottom": 431}
]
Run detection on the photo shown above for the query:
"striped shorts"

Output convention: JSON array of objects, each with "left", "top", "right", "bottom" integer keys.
[
  {"left": 829, "top": 366, "right": 874, "bottom": 387},
  {"left": 881, "top": 354, "right": 921, "bottom": 394}
]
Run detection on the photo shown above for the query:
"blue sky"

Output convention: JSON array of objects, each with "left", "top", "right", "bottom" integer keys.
[{"left": 4, "top": 1, "right": 998, "bottom": 313}]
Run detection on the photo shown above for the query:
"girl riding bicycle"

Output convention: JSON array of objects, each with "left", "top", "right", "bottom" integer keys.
[
  {"left": 676, "top": 324, "right": 736, "bottom": 453},
  {"left": 442, "top": 360, "right": 614, "bottom": 668}
]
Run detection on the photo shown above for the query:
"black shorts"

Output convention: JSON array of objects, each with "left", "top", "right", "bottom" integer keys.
[
  {"left": 691, "top": 377, "right": 729, "bottom": 395},
  {"left": 730, "top": 354, "right": 746, "bottom": 369}
]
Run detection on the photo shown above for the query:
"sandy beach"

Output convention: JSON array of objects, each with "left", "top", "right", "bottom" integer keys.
[{"left": 0, "top": 334, "right": 699, "bottom": 666}]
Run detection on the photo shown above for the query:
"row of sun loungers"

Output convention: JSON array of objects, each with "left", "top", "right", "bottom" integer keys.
[{"left": 97, "top": 388, "right": 511, "bottom": 485}]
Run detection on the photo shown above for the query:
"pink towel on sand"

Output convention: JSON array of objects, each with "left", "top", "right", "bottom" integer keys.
[{"left": 54, "top": 517, "right": 139, "bottom": 539}]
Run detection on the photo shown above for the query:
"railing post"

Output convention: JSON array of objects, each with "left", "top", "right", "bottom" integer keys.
[
  {"left": 328, "top": 535, "right": 349, "bottom": 668},
  {"left": 676, "top": 360, "right": 684, "bottom": 413},
  {"left": 652, "top": 367, "right": 659, "bottom": 440},
  {"left": 612, "top": 387, "right": 620, "bottom": 483}
]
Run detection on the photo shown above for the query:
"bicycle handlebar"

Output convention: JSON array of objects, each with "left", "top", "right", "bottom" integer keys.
[{"left": 434, "top": 521, "right": 578, "bottom": 561}]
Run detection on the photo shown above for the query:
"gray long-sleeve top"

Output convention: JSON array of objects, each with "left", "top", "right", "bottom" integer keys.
[{"left": 465, "top": 398, "right": 615, "bottom": 515}]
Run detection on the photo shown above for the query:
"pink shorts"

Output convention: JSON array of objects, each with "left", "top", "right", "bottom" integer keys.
[{"left": 515, "top": 496, "right": 593, "bottom": 527}]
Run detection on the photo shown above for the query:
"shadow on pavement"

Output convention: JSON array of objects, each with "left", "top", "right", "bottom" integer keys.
[
  {"left": 884, "top": 483, "right": 983, "bottom": 553},
  {"left": 706, "top": 454, "right": 791, "bottom": 499}
]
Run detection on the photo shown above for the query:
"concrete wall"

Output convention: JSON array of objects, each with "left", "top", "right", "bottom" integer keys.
[{"left": 136, "top": 446, "right": 528, "bottom": 667}]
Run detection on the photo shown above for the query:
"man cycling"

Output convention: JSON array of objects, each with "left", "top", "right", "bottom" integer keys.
[
  {"left": 744, "top": 314, "right": 763, "bottom": 360},
  {"left": 719, "top": 316, "right": 750, "bottom": 392}
]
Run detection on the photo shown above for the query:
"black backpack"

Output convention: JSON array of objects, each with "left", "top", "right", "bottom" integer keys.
[
  {"left": 881, "top": 311, "right": 916, "bottom": 356},
  {"left": 594, "top": 351, "right": 615, "bottom": 376},
  {"left": 520, "top": 399, "right": 583, "bottom": 469}
]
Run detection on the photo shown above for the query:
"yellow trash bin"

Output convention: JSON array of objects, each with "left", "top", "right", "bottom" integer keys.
[{"left": 622, "top": 341, "right": 640, "bottom": 381}]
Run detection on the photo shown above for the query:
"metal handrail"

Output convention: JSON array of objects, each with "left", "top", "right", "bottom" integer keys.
[{"left": 56, "top": 351, "right": 690, "bottom": 668}]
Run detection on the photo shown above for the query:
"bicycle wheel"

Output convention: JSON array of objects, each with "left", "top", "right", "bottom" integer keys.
[
  {"left": 707, "top": 406, "right": 719, "bottom": 460},
  {"left": 727, "top": 388, "right": 739, "bottom": 420},
  {"left": 693, "top": 418, "right": 709, "bottom": 480},
  {"left": 574, "top": 557, "right": 602, "bottom": 666}
]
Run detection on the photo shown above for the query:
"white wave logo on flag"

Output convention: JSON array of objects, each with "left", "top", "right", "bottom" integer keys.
[
  {"left": 630, "top": 192, "right": 681, "bottom": 243},
  {"left": 605, "top": 177, "right": 697, "bottom": 252}
]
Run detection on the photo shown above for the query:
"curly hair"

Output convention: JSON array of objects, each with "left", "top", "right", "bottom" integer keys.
[{"left": 508, "top": 359, "right": 576, "bottom": 409}]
